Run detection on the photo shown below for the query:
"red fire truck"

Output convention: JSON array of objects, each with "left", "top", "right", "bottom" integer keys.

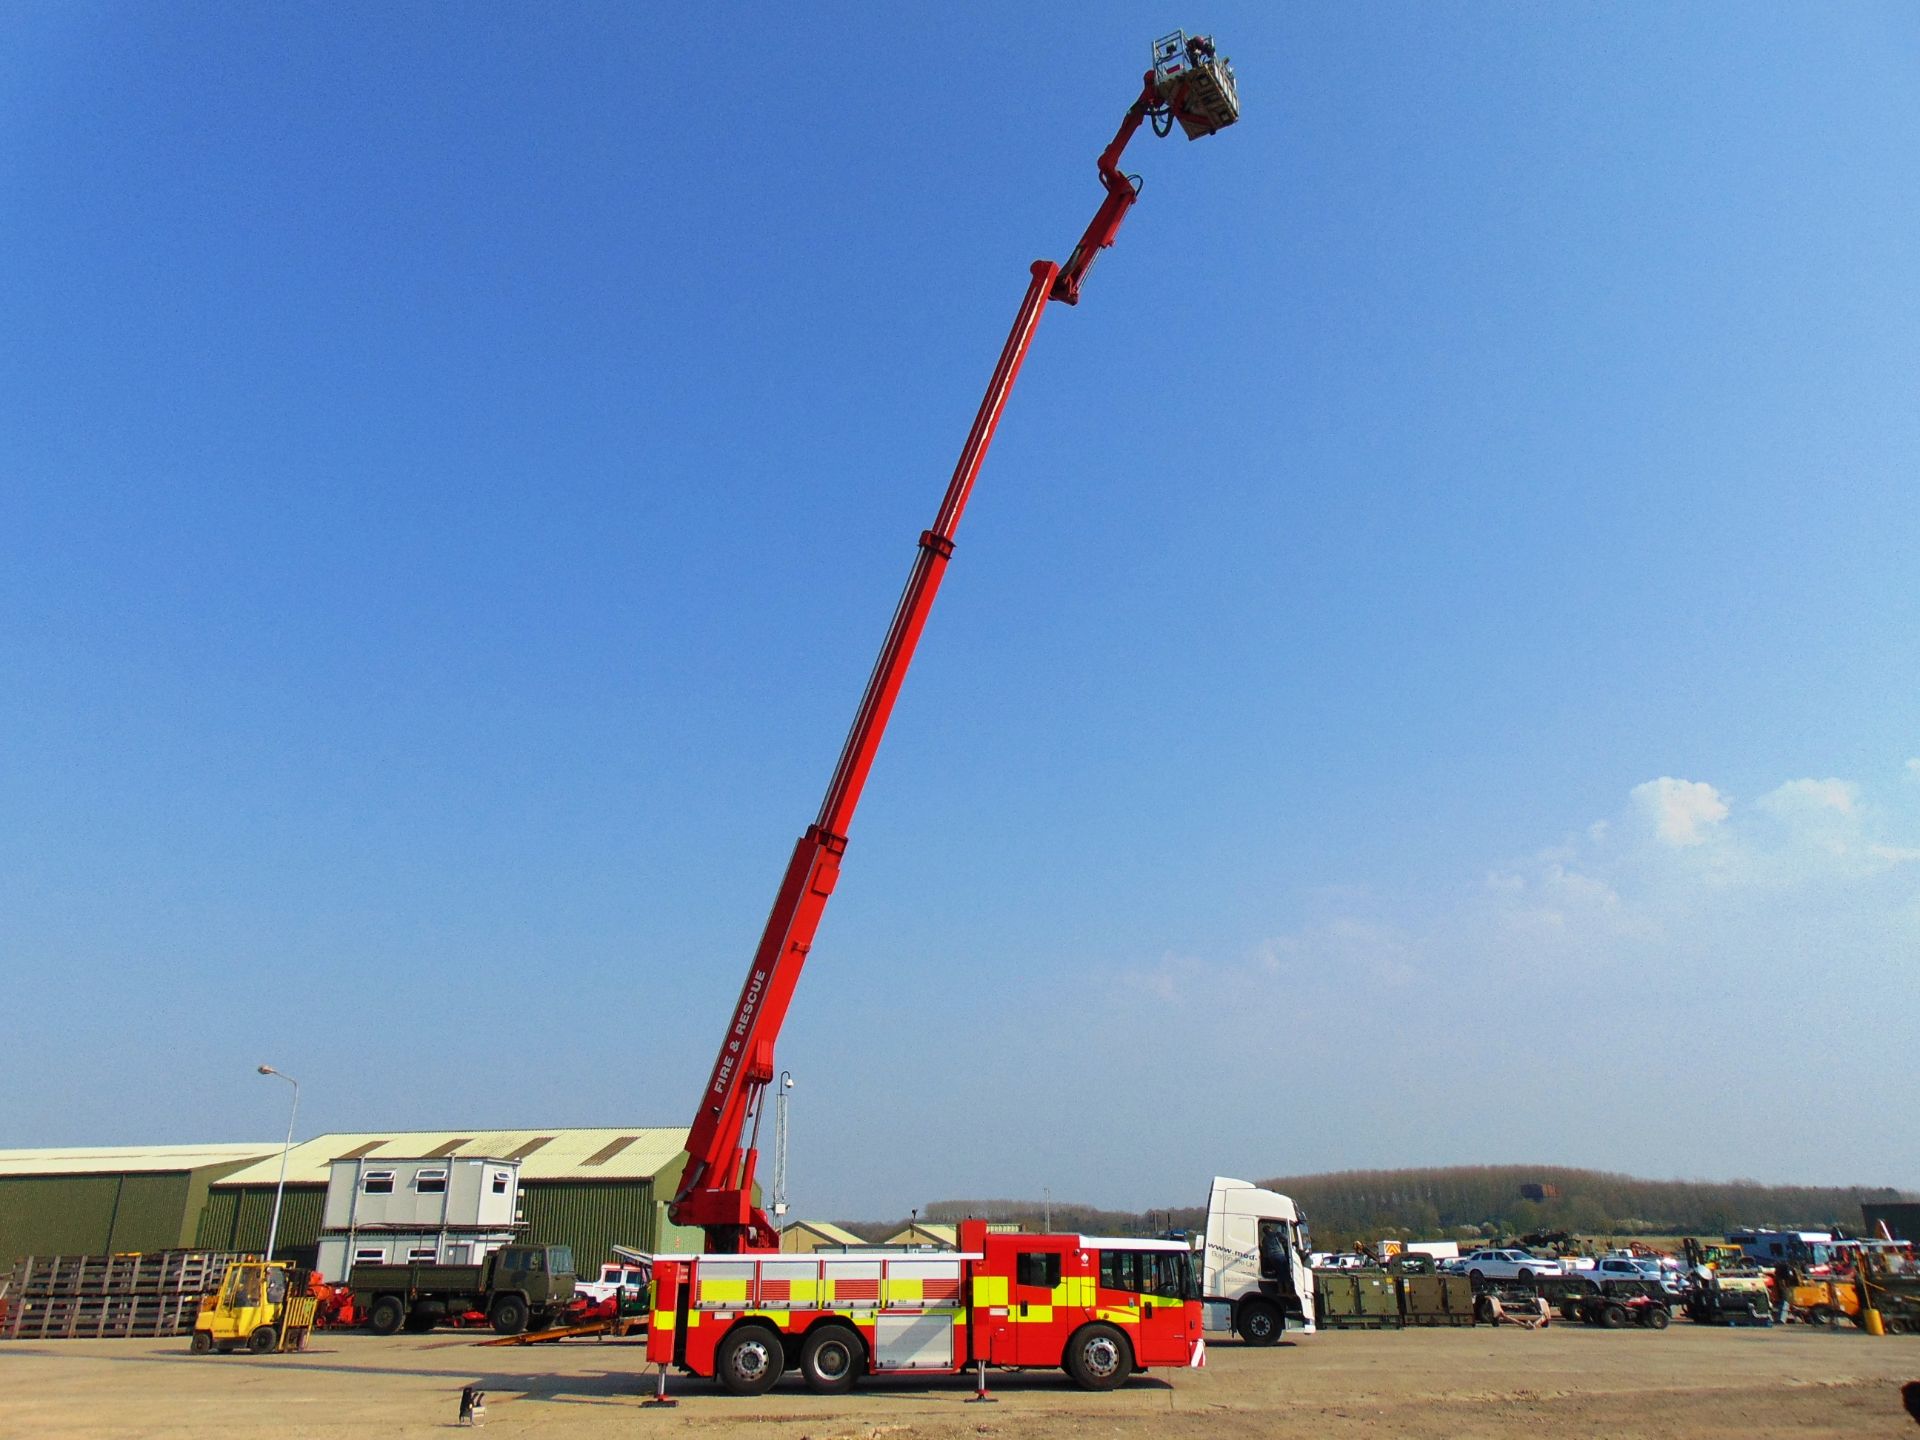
[
  {"left": 646, "top": 1221, "right": 1203, "bottom": 1393},
  {"left": 643, "top": 28, "right": 1237, "bottom": 1399}
]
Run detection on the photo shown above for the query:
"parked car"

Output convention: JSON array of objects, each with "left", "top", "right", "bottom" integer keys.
[
  {"left": 1310, "top": 1252, "right": 1370, "bottom": 1270},
  {"left": 1460, "top": 1248, "right": 1565, "bottom": 1281},
  {"left": 575, "top": 1261, "right": 650, "bottom": 1305},
  {"left": 1589, "top": 1256, "right": 1684, "bottom": 1295}
]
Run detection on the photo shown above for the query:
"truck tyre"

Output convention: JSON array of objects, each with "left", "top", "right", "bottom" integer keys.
[
  {"left": 490, "top": 1296, "right": 530, "bottom": 1336},
  {"left": 189, "top": 1330, "right": 213, "bottom": 1354},
  {"left": 1645, "top": 1305, "right": 1671, "bottom": 1330},
  {"left": 1599, "top": 1303, "right": 1627, "bottom": 1329},
  {"left": 368, "top": 1296, "right": 406, "bottom": 1336},
  {"left": 1064, "top": 1323, "right": 1132, "bottom": 1392},
  {"left": 799, "top": 1324, "right": 863, "bottom": 1394},
  {"left": 716, "top": 1324, "right": 784, "bottom": 1396},
  {"left": 1237, "top": 1297, "right": 1283, "bottom": 1346},
  {"left": 248, "top": 1325, "right": 279, "bottom": 1354}
]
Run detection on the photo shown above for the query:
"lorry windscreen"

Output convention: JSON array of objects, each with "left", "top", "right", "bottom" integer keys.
[{"left": 547, "top": 1246, "right": 575, "bottom": 1275}]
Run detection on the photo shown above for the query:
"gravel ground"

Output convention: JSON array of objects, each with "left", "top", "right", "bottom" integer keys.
[{"left": 2, "top": 1324, "right": 1916, "bottom": 1438}]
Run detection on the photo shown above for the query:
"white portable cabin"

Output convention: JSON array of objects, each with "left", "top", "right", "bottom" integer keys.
[
  {"left": 322, "top": 1155, "right": 521, "bottom": 1230},
  {"left": 314, "top": 1155, "right": 524, "bottom": 1282}
]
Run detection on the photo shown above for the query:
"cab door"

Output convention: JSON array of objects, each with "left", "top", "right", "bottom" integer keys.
[
  {"left": 1008, "top": 1248, "right": 1064, "bottom": 1366},
  {"left": 1132, "top": 1252, "right": 1197, "bottom": 1365}
]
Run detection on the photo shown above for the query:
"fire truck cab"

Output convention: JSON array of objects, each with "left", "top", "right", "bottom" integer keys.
[{"left": 647, "top": 1220, "right": 1203, "bottom": 1394}]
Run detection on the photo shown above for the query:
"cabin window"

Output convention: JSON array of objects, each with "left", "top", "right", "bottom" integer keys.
[
  {"left": 1015, "top": 1251, "right": 1061, "bottom": 1289},
  {"left": 362, "top": 1171, "right": 395, "bottom": 1195},
  {"left": 408, "top": 1246, "right": 437, "bottom": 1262},
  {"left": 414, "top": 1169, "right": 448, "bottom": 1194},
  {"left": 354, "top": 1247, "right": 387, "bottom": 1264},
  {"left": 491, "top": 1170, "right": 511, "bottom": 1195}
]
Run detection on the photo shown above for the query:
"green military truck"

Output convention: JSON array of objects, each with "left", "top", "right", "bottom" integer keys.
[{"left": 351, "top": 1244, "right": 577, "bottom": 1335}]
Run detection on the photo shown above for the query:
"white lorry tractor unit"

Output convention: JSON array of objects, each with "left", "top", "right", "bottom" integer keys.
[{"left": 1200, "top": 1176, "right": 1315, "bottom": 1342}]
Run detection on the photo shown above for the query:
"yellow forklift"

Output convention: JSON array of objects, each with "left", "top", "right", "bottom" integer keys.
[{"left": 189, "top": 1260, "right": 319, "bottom": 1354}]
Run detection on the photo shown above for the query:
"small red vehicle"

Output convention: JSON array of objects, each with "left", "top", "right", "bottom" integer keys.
[{"left": 647, "top": 1221, "right": 1203, "bottom": 1393}]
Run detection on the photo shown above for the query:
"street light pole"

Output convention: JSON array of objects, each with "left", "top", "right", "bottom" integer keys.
[{"left": 257, "top": 1065, "right": 299, "bottom": 1265}]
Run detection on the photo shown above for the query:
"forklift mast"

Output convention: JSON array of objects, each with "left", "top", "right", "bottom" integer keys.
[{"left": 670, "top": 33, "right": 1239, "bottom": 1253}]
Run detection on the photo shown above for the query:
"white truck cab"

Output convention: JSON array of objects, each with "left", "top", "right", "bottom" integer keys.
[{"left": 1200, "top": 1176, "right": 1315, "bottom": 1342}]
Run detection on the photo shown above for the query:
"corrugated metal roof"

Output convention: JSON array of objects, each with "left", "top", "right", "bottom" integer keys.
[
  {"left": 0, "top": 1143, "right": 278, "bottom": 1177},
  {"left": 787, "top": 1220, "right": 866, "bottom": 1246},
  {"left": 211, "top": 1128, "right": 689, "bottom": 1187}
]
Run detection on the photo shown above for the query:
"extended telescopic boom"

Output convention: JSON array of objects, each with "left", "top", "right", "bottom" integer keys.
[{"left": 671, "top": 33, "right": 1240, "bottom": 1253}]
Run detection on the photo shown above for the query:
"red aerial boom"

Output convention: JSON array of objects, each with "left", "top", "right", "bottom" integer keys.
[{"left": 671, "top": 33, "right": 1240, "bottom": 1253}]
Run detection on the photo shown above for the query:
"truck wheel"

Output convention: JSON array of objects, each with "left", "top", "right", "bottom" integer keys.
[
  {"left": 1644, "top": 1305, "right": 1671, "bottom": 1330},
  {"left": 1237, "top": 1297, "right": 1283, "bottom": 1345},
  {"left": 799, "top": 1324, "right": 863, "bottom": 1394},
  {"left": 489, "top": 1296, "right": 530, "bottom": 1336},
  {"left": 189, "top": 1330, "right": 213, "bottom": 1354},
  {"left": 716, "top": 1324, "right": 784, "bottom": 1396},
  {"left": 1599, "top": 1303, "right": 1627, "bottom": 1329},
  {"left": 1064, "top": 1323, "right": 1132, "bottom": 1392},
  {"left": 248, "top": 1325, "right": 279, "bottom": 1354},
  {"left": 368, "top": 1296, "right": 406, "bottom": 1336}
]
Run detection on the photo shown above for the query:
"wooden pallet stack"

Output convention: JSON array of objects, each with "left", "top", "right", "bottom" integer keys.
[{"left": 1, "top": 1251, "right": 245, "bottom": 1340}]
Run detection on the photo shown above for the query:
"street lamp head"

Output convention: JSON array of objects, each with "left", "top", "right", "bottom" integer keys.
[{"left": 257, "top": 1065, "right": 275, "bottom": 1075}]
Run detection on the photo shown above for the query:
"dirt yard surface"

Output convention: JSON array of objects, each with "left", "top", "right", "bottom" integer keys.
[{"left": 3, "top": 1327, "right": 1916, "bottom": 1439}]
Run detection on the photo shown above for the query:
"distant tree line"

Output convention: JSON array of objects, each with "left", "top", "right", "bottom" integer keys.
[
  {"left": 1261, "top": 1166, "right": 1909, "bottom": 1249},
  {"left": 838, "top": 1167, "right": 1910, "bottom": 1250}
]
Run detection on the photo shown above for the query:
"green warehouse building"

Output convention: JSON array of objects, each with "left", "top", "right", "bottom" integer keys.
[
  {"left": 0, "top": 1144, "right": 277, "bottom": 1263},
  {"left": 0, "top": 1128, "right": 699, "bottom": 1274}
]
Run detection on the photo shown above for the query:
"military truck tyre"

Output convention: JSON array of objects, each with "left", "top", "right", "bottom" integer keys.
[
  {"left": 1237, "top": 1297, "right": 1283, "bottom": 1345},
  {"left": 717, "top": 1324, "right": 785, "bottom": 1396},
  {"left": 368, "top": 1296, "right": 407, "bottom": 1336},
  {"left": 248, "top": 1326, "right": 279, "bottom": 1354},
  {"left": 1064, "top": 1322, "right": 1132, "bottom": 1392},
  {"left": 799, "top": 1324, "right": 863, "bottom": 1394},
  {"left": 189, "top": 1330, "right": 213, "bottom": 1354},
  {"left": 490, "top": 1296, "right": 530, "bottom": 1336}
]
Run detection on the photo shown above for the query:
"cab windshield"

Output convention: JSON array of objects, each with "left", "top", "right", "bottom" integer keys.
[{"left": 546, "top": 1246, "right": 574, "bottom": 1275}]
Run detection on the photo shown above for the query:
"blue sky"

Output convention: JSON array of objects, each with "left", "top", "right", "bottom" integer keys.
[{"left": 3, "top": 3, "right": 1917, "bottom": 1220}]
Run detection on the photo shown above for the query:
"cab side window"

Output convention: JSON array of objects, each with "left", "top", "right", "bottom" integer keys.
[{"left": 1015, "top": 1252, "right": 1060, "bottom": 1289}]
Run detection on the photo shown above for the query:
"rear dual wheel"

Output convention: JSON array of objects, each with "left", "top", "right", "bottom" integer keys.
[
  {"left": 717, "top": 1324, "right": 785, "bottom": 1396},
  {"left": 799, "top": 1325, "right": 862, "bottom": 1395},
  {"left": 368, "top": 1296, "right": 406, "bottom": 1336}
]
